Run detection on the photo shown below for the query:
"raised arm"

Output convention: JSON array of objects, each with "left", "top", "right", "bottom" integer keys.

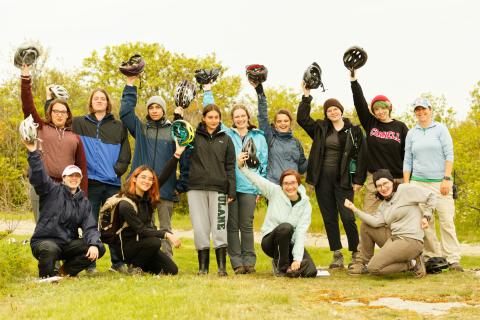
[
  {"left": 296, "top": 84, "right": 317, "bottom": 139},
  {"left": 350, "top": 72, "right": 375, "bottom": 130},
  {"left": 254, "top": 83, "right": 273, "bottom": 142},
  {"left": 119, "top": 76, "right": 142, "bottom": 138},
  {"left": 20, "top": 65, "right": 44, "bottom": 127},
  {"left": 239, "top": 160, "right": 278, "bottom": 199}
]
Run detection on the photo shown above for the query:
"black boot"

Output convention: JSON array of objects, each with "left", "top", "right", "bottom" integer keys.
[
  {"left": 215, "top": 247, "right": 228, "bottom": 276},
  {"left": 197, "top": 249, "right": 209, "bottom": 275}
]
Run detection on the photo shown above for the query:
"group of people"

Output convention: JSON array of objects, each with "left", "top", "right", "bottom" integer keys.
[{"left": 20, "top": 61, "right": 463, "bottom": 280}]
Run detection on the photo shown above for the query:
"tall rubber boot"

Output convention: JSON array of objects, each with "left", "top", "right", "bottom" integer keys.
[
  {"left": 197, "top": 249, "right": 210, "bottom": 275},
  {"left": 215, "top": 247, "right": 228, "bottom": 276}
]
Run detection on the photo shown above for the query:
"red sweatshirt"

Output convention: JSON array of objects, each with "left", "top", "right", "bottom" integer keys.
[{"left": 20, "top": 77, "right": 88, "bottom": 194}]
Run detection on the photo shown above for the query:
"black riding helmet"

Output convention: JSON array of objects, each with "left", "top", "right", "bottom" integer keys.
[{"left": 242, "top": 138, "right": 260, "bottom": 169}]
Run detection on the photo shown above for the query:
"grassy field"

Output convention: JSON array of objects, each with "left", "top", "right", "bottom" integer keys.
[{"left": 1, "top": 235, "right": 479, "bottom": 320}]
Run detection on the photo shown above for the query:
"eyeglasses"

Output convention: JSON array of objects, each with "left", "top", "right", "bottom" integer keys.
[
  {"left": 282, "top": 181, "right": 298, "bottom": 187},
  {"left": 375, "top": 181, "right": 392, "bottom": 189},
  {"left": 52, "top": 109, "right": 68, "bottom": 116},
  {"left": 137, "top": 175, "right": 154, "bottom": 182}
]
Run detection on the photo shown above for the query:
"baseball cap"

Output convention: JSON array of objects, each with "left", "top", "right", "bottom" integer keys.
[{"left": 62, "top": 165, "right": 82, "bottom": 177}]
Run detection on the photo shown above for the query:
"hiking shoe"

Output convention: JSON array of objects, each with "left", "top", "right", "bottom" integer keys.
[
  {"left": 347, "top": 251, "right": 359, "bottom": 268},
  {"left": 244, "top": 265, "right": 256, "bottom": 274},
  {"left": 348, "top": 263, "right": 368, "bottom": 276},
  {"left": 109, "top": 264, "right": 129, "bottom": 274},
  {"left": 448, "top": 262, "right": 464, "bottom": 272},
  {"left": 329, "top": 250, "right": 344, "bottom": 269},
  {"left": 234, "top": 266, "right": 246, "bottom": 275},
  {"left": 127, "top": 265, "right": 144, "bottom": 276},
  {"left": 412, "top": 254, "right": 426, "bottom": 278}
]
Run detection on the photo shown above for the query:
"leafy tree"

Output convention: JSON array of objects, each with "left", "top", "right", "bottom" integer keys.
[{"left": 80, "top": 42, "right": 241, "bottom": 125}]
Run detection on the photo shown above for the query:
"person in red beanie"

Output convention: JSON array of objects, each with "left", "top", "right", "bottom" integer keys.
[
  {"left": 347, "top": 70, "right": 409, "bottom": 274},
  {"left": 297, "top": 82, "right": 367, "bottom": 270}
]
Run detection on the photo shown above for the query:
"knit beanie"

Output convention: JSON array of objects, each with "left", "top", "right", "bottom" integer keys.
[
  {"left": 146, "top": 96, "right": 167, "bottom": 114},
  {"left": 372, "top": 169, "right": 394, "bottom": 186},
  {"left": 323, "top": 98, "right": 344, "bottom": 117},
  {"left": 370, "top": 95, "right": 392, "bottom": 113}
]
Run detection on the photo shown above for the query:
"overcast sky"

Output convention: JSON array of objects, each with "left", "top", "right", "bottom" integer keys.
[{"left": 2, "top": 0, "right": 478, "bottom": 120}]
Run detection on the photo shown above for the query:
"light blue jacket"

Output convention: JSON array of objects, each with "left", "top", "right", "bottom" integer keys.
[
  {"left": 403, "top": 121, "right": 454, "bottom": 180},
  {"left": 203, "top": 90, "right": 268, "bottom": 194},
  {"left": 240, "top": 166, "right": 311, "bottom": 262}
]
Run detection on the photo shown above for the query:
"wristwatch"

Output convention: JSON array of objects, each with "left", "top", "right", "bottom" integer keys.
[{"left": 443, "top": 176, "right": 451, "bottom": 181}]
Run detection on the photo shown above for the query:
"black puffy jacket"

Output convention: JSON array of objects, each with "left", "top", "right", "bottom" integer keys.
[
  {"left": 297, "top": 95, "right": 367, "bottom": 189},
  {"left": 29, "top": 151, "right": 103, "bottom": 249},
  {"left": 186, "top": 122, "right": 236, "bottom": 199}
]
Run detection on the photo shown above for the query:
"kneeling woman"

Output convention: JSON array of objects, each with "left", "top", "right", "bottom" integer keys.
[
  {"left": 344, "top": 169, "right": 436, "bottom": 278},
  {"left": 116, "top": 141, "right": 183, "bottom": 275},
  {"left": 238, "top": 152, "right": 317, "bottom": 277}
]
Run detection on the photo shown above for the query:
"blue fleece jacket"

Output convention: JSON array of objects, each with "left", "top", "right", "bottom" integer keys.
[
  {"left": 120, "top": 85, "right": 188, "bottom": 200},
  {"left": 403, "top": 121, "right": 454, "bottom": 180}
]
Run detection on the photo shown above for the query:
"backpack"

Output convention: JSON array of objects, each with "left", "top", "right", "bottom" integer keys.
[{"left": 98, "top": 194, "right": 138, "bottom": 245}]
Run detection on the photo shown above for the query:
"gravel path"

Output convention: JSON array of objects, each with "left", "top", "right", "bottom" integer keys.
[{"left": 2, "top": 220, "right": 480, "bottom": 256}]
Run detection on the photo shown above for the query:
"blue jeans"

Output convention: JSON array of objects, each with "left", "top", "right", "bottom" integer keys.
[{"left": 88, "top": 180, "right": 123, "bottom": 268}]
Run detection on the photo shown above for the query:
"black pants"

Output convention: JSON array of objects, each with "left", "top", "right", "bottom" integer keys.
[
  {"left": 122, "top": 236, "right": 178, "bottom": 275},
  {"left": 315, "top": 168, "right": 359, "bottom": 252},
  {"left": 261, "top": 223, "right": 317, "bottom": 277},
  {"left": 31, "top": 239, "right": 106, "bottom": 278}
]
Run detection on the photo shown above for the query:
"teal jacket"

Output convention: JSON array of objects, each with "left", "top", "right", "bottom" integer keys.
[
  {"left": 240, "top": 166, "right": 311, "bottom": 262},
  {"left": 203, "top": 90, "right": 268, "bottom": 195}
]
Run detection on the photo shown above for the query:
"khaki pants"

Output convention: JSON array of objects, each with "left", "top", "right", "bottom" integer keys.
[
  {"left": 354, "top": 173, "right": 403, "bottom": 264},
  {"left": 411, "top": 180, "right": 461, "bottom": 264}
]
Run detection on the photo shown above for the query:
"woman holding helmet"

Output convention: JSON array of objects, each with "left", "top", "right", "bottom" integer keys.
[
  {"left": 202, "top": 81, "right": 268, "bottom": 275},
  {"left": 297, "top": 81, "right": 367, "bottom": 269},
  {"left": 20, "top": 64, "right": 88, "bottom": 222}
]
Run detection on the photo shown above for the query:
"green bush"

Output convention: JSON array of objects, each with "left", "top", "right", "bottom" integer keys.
[{"left": 0, "top": 240, "right": 35, "bottom": 292}]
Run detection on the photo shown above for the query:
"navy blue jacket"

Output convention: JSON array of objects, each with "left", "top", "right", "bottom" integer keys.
[
  {"left": 29, "top": 151, "right": 104, "bottom": 249},
  {"left": 119, "top": 85, "right": 188, "bottom": 200}
]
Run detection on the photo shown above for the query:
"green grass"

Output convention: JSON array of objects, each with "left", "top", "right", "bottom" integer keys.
[{"left": 1, "top": 237, "right": 480, "bottom": 319}]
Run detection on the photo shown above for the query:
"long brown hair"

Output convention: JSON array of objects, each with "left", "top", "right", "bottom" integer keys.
[
  {"left": 45, "top": 99, "right": 73, "bottom": 127},
  {"left": 230, "top": 104, "right": 256, "bottom": 130},
  {"left": 88, "top": 88, "right": 112, "bottom": 114},
  {"left": 121, "top": 166, "right": 160, "bottom": 205}
]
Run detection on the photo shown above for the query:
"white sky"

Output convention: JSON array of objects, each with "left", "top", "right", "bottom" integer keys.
[{"left": 1, "top": 0, "right": 478, "bottom": 120}]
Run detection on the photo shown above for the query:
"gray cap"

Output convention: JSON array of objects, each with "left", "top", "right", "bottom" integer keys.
[{"left": 146, "top": 96, "right": 166, "bottom": 113}]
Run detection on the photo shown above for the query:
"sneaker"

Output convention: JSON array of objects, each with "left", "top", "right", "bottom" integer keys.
[
  {"left": 234, "top": 266, "right": 246, "bottom": 275},
  {"left": 329, "top": 250, "right": 344, "bottom": 269},
  {"left": 127, "top": 265, "right": 144, "bottom": 276},
  {"left": 448, "top": 262, "right": 464, "bottom": 272},
  {"left": 348, "top": 263, "right": 368, "bottom": 276},
  {"left": 244, "top": 265, "right": 256, "bottom": 274},
  {"left": 412, "top": 254, "right": 426, "bottom": 278},
  {"left": 109, "top": 264, "right": 129, "bottom": 274}
]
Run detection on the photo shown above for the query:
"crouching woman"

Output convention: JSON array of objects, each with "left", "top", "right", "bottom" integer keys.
[
  {"left": 237, "top": 152, "right": 317, "bottom": 277},
  {"left": 24, "top": 140, "right": 105, "bottom": 278},
  {"left": 116, "top": 141, "right": 184, "bottom": 275},
  {"left": 344, "top": 169, "right": 436, "bottom": 278}
]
